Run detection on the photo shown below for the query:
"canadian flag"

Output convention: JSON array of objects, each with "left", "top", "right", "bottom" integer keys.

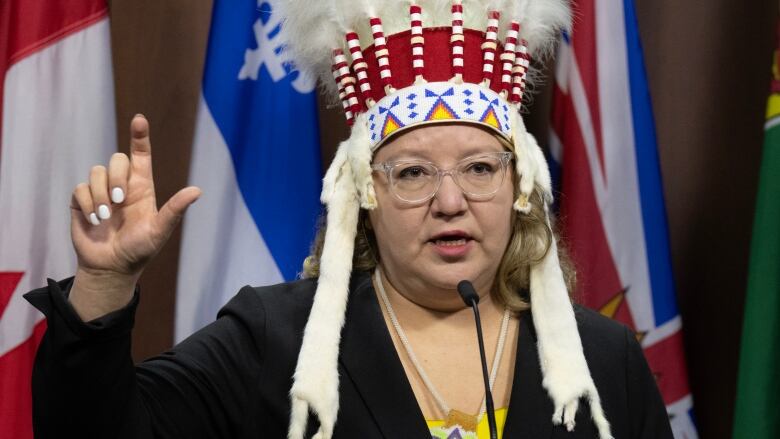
[{"left": 0, "top": 1, "right": 116, "bottom": 436}]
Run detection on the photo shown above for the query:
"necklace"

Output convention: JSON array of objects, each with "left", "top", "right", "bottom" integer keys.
[{"left": 374, "top": 269, "right": 511, "bottom": 433}]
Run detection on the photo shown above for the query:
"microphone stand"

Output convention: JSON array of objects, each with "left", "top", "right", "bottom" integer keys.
[{"left": 457, "top": 281, "right": 498, "bottom": 439}]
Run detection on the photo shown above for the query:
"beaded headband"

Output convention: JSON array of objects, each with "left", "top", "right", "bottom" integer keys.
[{"left": 329, "top": 3, "right": 532, "bottom": 149}]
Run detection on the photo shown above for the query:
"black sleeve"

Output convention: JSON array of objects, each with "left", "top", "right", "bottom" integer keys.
[
  {"left": 624, "top": 326, "right": 674, "bottom": 439},
  {"left": 24, "top": 278, "right": 265, "bottom": 439}
]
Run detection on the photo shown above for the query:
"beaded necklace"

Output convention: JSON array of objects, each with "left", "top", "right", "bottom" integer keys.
[{"left": 374, "top": 269, "right": 511, "bottom": 433}]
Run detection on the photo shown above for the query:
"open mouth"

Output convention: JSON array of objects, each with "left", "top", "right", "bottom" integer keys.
[
  {"left": 433, "top": 237, "right": 469, "bottom": 246},
  {"left": 429, "top": 231, "right": 473, "bottom": 247}
]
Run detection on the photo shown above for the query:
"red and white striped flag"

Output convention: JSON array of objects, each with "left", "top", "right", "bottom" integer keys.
[
  {"left": 551, "top": 0, "right": 698, "bottom": 437},
  {"left": 0, "top": 1, "right": 116, "bottom": 436}
]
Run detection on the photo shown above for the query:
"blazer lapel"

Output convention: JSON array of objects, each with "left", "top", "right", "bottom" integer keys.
[
  {"left": 502, "top": 309, "right": 554, "bottom": 438},
  {"left": 338, "top": 272, "right": 430, "bottom": 437}
]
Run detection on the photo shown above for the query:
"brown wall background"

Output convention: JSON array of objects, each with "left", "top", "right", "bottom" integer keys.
[{"left": 106, "top": 1, "right": 778, "bottom": 437}]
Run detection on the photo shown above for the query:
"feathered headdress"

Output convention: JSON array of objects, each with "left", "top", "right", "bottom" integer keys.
[{"left": 275, "top": 1, "right": 613, "bottom": 438}]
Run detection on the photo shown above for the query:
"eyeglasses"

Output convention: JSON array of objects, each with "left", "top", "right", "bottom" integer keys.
[{"left": 371, "top": 151, "right": 513, "bottom": 203}]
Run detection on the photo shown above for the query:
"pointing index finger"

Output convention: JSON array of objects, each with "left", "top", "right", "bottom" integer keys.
[{"left": 130, "top": 114, "right": 153, "bottom": 180}]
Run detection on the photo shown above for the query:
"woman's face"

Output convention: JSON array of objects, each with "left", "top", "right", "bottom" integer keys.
[{"left": 369, "top": 124, "right": 515, "bottom": 308}]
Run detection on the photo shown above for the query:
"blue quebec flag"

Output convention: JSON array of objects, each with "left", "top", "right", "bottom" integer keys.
[{"left": 175, "top": 0, "right": 322, "bottom": 340}]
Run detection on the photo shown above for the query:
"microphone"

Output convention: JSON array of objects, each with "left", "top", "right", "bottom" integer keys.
[{"left": 457, "top": 280, "right": 498, "bottom": 439}]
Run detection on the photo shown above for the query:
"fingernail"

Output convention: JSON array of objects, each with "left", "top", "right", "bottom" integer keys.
[
  {"left": 89, "top": 212, "right": 101, "bottom": 226},
  {"left": 134, "top": 113, "right": 145, "bottom": 119},
  {"left": 97, "top": 204, "right": 111, "bottom": 220},
  {"left": 111, "top": 187, "right": 125, "bottom": 203}
]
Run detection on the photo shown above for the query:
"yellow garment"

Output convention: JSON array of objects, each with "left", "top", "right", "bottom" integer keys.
[{"left": 426, "top": 408, "right": 508, "bottom": 439}]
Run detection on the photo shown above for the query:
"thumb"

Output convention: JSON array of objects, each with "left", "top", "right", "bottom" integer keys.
[{"left": 156, "top": 186, "right": 202, "bottom": 236}]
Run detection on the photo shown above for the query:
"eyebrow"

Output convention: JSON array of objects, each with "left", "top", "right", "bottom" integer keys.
[{"left": 383, "top": 145, "right": 505, "bottom": 162}]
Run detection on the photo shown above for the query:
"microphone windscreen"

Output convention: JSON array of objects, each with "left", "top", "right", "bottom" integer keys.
[{"left": 457, "top": 280, "right": 479, "bottom": 306}]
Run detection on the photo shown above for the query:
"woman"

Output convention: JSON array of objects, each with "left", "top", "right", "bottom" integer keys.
[{"left": 25, "top": 0, "right": 673, "bottom": 438}]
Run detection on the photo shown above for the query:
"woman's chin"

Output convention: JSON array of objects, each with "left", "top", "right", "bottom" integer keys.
[
  {"left": 417, "top": 264, "right": 484, "bottom": 291},
  {"left": 381, "top": 254, "right": 494, "bottom": 294}
]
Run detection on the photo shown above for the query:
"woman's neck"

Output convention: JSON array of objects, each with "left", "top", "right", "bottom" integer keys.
[
  {"left": 372, "top": 266, "right": 519, "bottom": 420},
  {"left": 374, "top": 266, "right": 508, "bottom": 332}
]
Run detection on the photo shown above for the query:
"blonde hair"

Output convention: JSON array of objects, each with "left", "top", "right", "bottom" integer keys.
[{"left": 302, "top": 137, "right": 576, "bottom": 311}]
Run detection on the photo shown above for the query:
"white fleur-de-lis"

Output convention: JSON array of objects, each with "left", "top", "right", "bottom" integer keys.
[{"left": 238, "top": 1, "right": 315, "bottom": 94}]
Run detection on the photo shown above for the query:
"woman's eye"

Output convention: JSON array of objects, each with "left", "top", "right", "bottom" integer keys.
[
  {"left": 397, "top": 165, "right": 429, "bottom": 179},
  {"left": 466, "top": 162, "right": 494, "bottom": 174}
]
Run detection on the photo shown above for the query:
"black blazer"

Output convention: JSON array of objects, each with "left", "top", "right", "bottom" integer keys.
[{"left": 26, "top": 272, "right": 672, "bottom": 438}]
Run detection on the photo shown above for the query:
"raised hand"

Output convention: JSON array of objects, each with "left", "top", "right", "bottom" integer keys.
[{"left": 68, "top": 115, "right": 201, "bottom": 320}]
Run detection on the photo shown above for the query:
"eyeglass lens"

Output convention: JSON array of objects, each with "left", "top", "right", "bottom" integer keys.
[{"left": 389, "top": 154, "right": 507, "bottom": 202}]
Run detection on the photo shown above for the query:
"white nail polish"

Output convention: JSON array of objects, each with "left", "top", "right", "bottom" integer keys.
[
  {"left": 111, "top": 187, "right": 125, "bottom": 203},
  {"left": 89, "top": 212, "right": 100, "bottom": 226},
  {"left": 97, "top": 204, "right": 111, "bottom": 220}
]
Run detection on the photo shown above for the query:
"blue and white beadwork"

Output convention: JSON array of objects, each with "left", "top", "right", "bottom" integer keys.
[{"left": 366, "top": 82, "right": 514, "bottom": 151}]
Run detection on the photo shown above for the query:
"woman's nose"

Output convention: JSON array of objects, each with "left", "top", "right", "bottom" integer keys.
[{"left": 431, "top": 173, "right": 467, "bottom": 216}]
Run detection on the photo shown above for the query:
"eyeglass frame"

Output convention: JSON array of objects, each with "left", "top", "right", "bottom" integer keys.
[{"left": 370, "top": 151, "right": 514, "bottom": 204}]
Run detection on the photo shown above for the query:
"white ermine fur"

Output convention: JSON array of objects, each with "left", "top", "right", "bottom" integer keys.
[
  {"left": 288, "top": 143, "right": 361, "bottom": 439},
  {"left": 510, "top": 110, "right": 537, "bottom": 212},
  {"left": 527, "top": 130, "right": 553, "bottom": 204},
  {"left": 346, "top": 113, "right": 378, "bottom": 209},
  {"left": 529, "top": 209, "right": 613, "bottom": 439}
]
